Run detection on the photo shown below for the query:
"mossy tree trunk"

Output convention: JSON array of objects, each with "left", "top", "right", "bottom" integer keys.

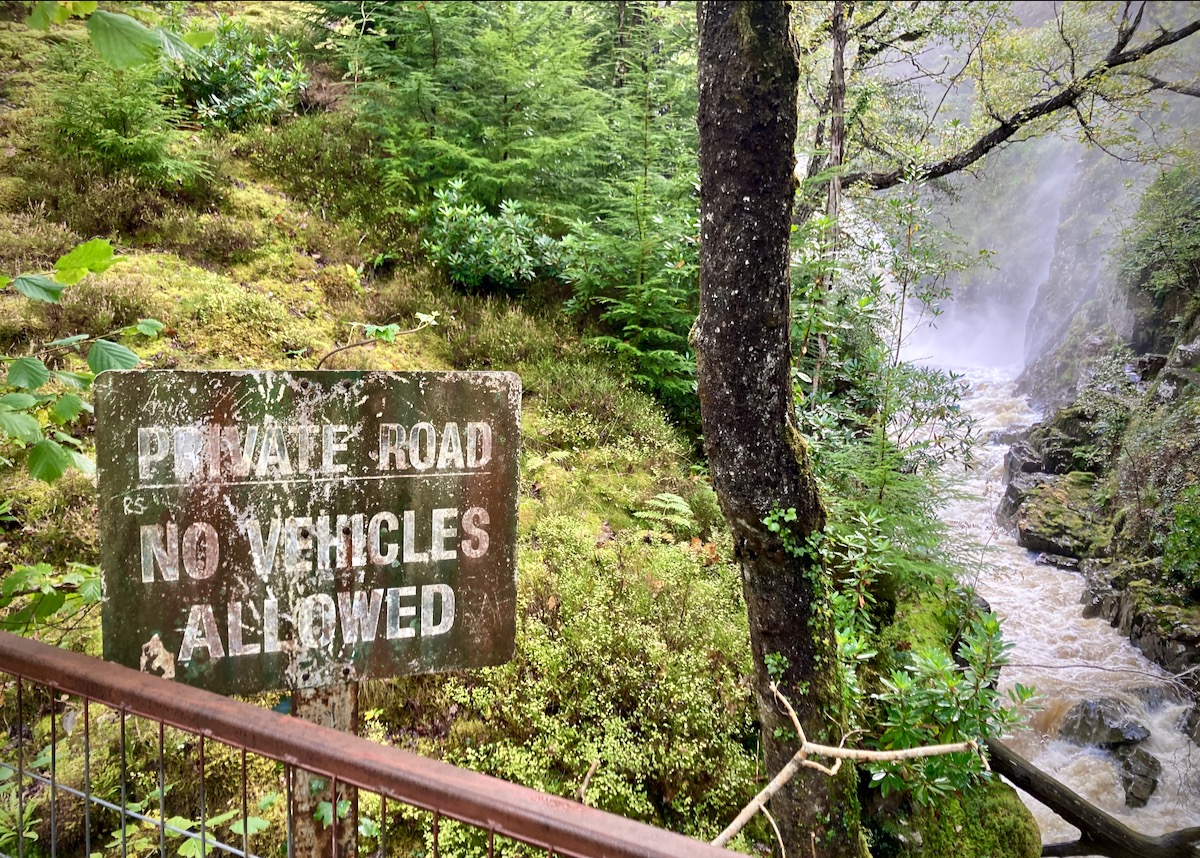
[{"left": 694, "top": 3, "right": 863, "bottom": 856}]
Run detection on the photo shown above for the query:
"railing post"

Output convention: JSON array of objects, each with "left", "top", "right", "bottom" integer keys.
[{"left": 290, "top": 682, "right": 358, "bottom": 858}]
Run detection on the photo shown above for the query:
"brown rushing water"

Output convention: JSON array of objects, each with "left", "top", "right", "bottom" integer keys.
[{"left": 941, "top": 367, "right": 1200, "bottom": 846}]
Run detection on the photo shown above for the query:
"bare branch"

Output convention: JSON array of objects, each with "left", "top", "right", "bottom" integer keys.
[
  {"left": 841, "top": 15, "right": 1200, "bottom": 192},
  {"left": 1109, "top": 1, "right": 1148, "bottom": 60},
  {"left": 576, "top": 758, "right": 601, "bottom": 803},
  {"left": 711, "top": 683, "right": 984, "bottom": 848},
  {"left": 1129, "top": 71, "right": 1200, "bottom": 98}
]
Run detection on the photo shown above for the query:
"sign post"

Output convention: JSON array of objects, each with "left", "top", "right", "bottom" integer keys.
[{"left": 96, "top": 370, "right": 520, "bottom": 855}]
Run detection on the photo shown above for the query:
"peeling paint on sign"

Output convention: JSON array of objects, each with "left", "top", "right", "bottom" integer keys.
[{"left": 96, "top": 371, "right": 520, "bottom": 694}]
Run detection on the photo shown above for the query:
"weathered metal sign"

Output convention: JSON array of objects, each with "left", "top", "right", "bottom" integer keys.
[{"left": 96, "top": 371, "right": 520, "bottom": 695}]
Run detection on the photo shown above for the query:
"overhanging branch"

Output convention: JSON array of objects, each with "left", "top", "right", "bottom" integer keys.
[{"left": 840, "top": 17, "right": 1200, "bottom": 192}]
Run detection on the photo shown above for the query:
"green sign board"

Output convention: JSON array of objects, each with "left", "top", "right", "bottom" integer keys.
[{"left": 96, "top": 371, "right": 520, "bottom": 694}]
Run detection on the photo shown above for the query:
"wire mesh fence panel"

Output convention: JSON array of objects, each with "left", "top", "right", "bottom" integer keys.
[{"left": 0, "top": 633, "right": 732, "bottom": 858}]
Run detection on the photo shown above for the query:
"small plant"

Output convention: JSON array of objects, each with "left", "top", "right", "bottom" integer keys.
[
  {"left": 867, "top": 614, "right": 1034, "bottom": 806},
  {"left": 0, "top": 562, "right": 101, "bottom": 633},
  {"left": 314, "top": 313, "right": 439, "bottom": 369},
  {"left": 421, "top": 179, "right": 563, "bottom": 293},
  {"left": 169, "top": 16, "right": 309, "bottom": 130},
  {"left": 37, "top": 48, "right": 209, "bottom": 191},
  {"left": 1, "top": 239, "right": 156, "bottom": 482},
  {"left": 764, "top": 652, "right": 790, "bottom": 682},
  {"left": 0, "top": 769, "right": 41, "bottom": 853},
  {"left": 632, "top": 492, "right": 697, "bottom": 540},
  {"left": 1163, "top": 485, "right": 1200, "bottom": 596}
]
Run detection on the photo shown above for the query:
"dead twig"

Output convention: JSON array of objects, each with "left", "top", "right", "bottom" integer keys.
[{"left": 711, "top": 682, "right": 985, "bottom": 848}]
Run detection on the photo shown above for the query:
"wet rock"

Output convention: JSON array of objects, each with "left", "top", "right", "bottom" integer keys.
[
  {"left": 1127, "top": 605, "right": 1200, "bottom": 677},
  {"left": 1004, "top": 441, "right": 1043, "bottom": 483},
  {"left": 1079, "top": 559, "right": 1115, "bottom": 618},
  {"left": 1114, "top": 746, "right": 1162, "bottom": 808},
  {"left": 1184, "top": 706, "right": 1200, "bottom": 745},
  {"left": 988, "top": 426, "right": 1029, "bottom": 446},
  {"left": 997, "top": 471, "right": 1053, "bottom": 524},
  {"left": 1036, "top": 553, "right": 1080, "bottom": 571},
  {"left": 1016, "top": 472, "right": 1107, "bottom": 558},
  {"left": 1028, "top": 405, "right": 1102, "bottom": 474},
  {"left": 1126, "top": 683, "right": 1187, "bottom": 710},
  {"left": 1135, "top": 353, "right": 1167, "bottom": 381},
  {"left": 1058, "top": 698, "right": 1150, "bottom": 747}
]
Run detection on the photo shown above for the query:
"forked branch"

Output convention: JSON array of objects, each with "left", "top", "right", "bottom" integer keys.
[{"left": 711, "top": 683, "right": 985, "bottom": 848}]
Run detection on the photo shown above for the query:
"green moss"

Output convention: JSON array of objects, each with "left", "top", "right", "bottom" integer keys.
[
  {"left": 1018, "top": 471, "right": 1110, "bottom": 557},
  {"left": 183, "top": 286, "right": 335, "bottom": 367},
  {"left": 871, "top": 780, "right": 1040, "bottom": 858},
  {"left": 0, "top": 468, "right": 97, "bottom": 569},
  {"left": 0, "top": 176, "right": 29, "bottom": 213}
]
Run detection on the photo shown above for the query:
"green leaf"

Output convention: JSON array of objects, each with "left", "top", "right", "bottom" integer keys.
[
  {"left": 135, "top": 318, "right": 165, "bottom": 337},
  {"left": 34, "top": 590, "right": 66, "bottom": 621},
  {"left": 313, "top": 802, "right": 334, "bottom": 827},
  {"left": 8, "top": 357, "right": 51, "bottom": 390},
  {"left": 53, "top": 370, "right": 95, "bottom": 390},
  {"left": 85, "top": 10, "right": 162, "bottom": 68},
  {"left": 28, "top": 439, "right": 71, "bottom": 482},
  {"left": 78, "top": 576, "right": 102, "bottom": 603},
  {"left": 207, "top": 809, "right": 239, "bottom": 827},
  {"left": 3, "top": 565, "right": 46, "bottom": 597},
  {"left": 49, "top": 394, "right": 89, "bottom": 424},
  {"left": 0, "top": 411, "right": 42, "bottom": 444},
  {"left": 0, "top": 393, "right": 38, "bottom": 409},
  {"left": 45, "top": 334, "right": 90, "bottom": 349},
  {"left": 182, "top": 29, "right": 216, "bottom": 49},
  {"left": 54, "top": 238, "right": 119, "bottom": 285},
  {"left": 70, "top": 451, "right": 95, "bottom": 475},
  {"left": 87, "top": 340, "right": 141, "bottom": 373},
  {"left": 11, "top": 274, "right": 65, "bottom": 303},
  {"left": 228, "top": 816, "right": 269, "bottom": 837},
  {"left": 27, "top": 1, "right": 70, "bottom": 30},
  {"left": 155, "top": 27, "right": 200, "bottom": 63}
]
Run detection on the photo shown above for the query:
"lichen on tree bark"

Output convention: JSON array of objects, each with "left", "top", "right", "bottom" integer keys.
[{"left": 694, "top": 2, "right": 864, "bottom": 855}]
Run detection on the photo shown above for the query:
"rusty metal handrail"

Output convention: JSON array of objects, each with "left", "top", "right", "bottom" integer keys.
[{"left": 0, "top": 631, "right": 732, "bottom": 858}]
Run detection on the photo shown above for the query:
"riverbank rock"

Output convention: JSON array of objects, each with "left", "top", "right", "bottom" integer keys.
[
  {"left": 997, "top": 470, "right": 1053, "bottom": 523},
  {"left": 1036, "top": 552, "right": 1080, "bottom": 570},
  {"left": 1078, "top": 561, "right": 1200, "bottom": 688},
  {"left": 1016, "top": 472, "right": 1108, "bottom": 557},
  {"left": 1004, "top": 441, "right": 1042, "bottom": 482},
  {"left": 1114, "top": 746, "right": 1162, "bottom": 808},
  {"left": 1028, "top": 404, "right": 1103, "bottom": 474},
  {"left": 1058, "top": 698, "right": 1150, "bottom": 747}
]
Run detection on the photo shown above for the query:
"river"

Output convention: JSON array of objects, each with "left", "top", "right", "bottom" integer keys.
[{"left": 940, "top": 365, "right": 1200, "bottom": 846}]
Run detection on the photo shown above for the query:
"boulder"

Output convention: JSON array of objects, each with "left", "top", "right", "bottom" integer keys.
[
  {"left": 997, "top": 470, "right": 1053, "bottom": 524},
  {"left": 1135, "top": 353, "right": 1167, "bottom": 381},
  {"left": 1114, "top": 746, "right": 1162, "bottom": 808},
  {"left": 1126, "top": 683, "right": 1187, "bottom": 710},
  {"left": 1004, "top": 441, "right": 1043, "bottom": 483},
  {"left": 1080, "top": 561, "right": 1112, "bottom": 619},
  {"left": 1028, "top": 405, "right": 1102, "bottom": 474},
  {"left": 1058, "top": 698, "right": 1150, "bottom": 747},
  {"left": 1036, "top": 553, "right": 1080, "bottom": 571},
  {"left": 1016, "top": 472, "right": 1107, "bottom": 558},
  {"left": 988, "top": 426, "right": 1029, "bottom": 446}
]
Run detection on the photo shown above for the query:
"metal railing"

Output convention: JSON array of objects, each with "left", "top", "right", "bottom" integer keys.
[{"left": 0, "top": 631, "right": 733, "bottom": 858}]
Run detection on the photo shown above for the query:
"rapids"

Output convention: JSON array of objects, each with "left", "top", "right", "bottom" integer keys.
[{"left": 945, "top": 365, "right": 1200, "bottom": 847}]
